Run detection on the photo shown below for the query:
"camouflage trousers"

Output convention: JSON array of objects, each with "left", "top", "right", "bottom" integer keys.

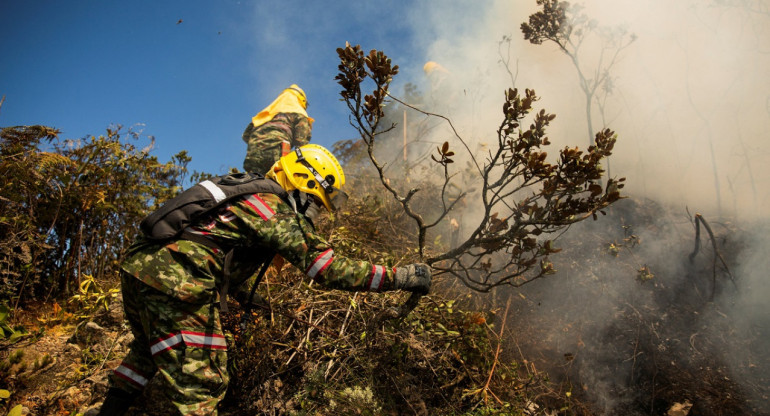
[
  {"left": 109, "top": 272, "right": 229, "bottom": 416},
  {"left": 242, "top": 113, "right": 311, "bottom": 174}
]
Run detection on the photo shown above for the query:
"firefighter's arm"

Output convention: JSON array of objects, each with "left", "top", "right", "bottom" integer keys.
[
  {"left": 231, "top": 194, "right": 429, "bottom": 293},
  {"left": 264, "top": 212, "right": 428, "bottom": 292},
  {"left": 279, "top": 217, "right": 431, "bottom": 294}
]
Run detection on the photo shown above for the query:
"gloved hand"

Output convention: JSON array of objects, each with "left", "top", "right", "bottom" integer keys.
[{"left": 394, "top": 263, "right": 431, "bottom": 294}]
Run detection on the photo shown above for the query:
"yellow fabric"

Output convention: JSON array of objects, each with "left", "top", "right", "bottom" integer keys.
[
  {"left": 265, "top": 164, "right": 295, "bottom": 192},
  {"left": 251, "top": 84, "right": 315, "bottom": 128}
]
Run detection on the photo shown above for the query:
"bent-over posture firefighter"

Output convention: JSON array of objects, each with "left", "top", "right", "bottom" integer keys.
[
  {"left": 95, "top": 144, "right": 431, "bottom": 416},
  {"left": 242, "top": 84, "right": 313, "bottom": 174}
]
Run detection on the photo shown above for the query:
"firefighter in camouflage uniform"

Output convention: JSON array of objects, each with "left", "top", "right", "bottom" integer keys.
[
  {"left": 95, "top": 144, "right": 431, "bottom": 416},
  {"left": 242, "top": 84, "right": 313, "bottom": 174}
]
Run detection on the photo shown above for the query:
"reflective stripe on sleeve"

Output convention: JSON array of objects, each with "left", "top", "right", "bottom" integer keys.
[
  {"left": 114, "top": 364, "right": 149, "bottom": 388},
  {"left": 199, "top": 180, "right": 227, "bottom": 203},
  {"left": 306, "top": 249, "right": 334, "bottom": 279},
  {"left": 150, "top": 331, "right": 227, "bottom": 356},
  {"left": 367, "top": 265, "right": 386, "bottom": 292},
  {"left": 244, "top": 194, "right": 276, "bottom": 220}
]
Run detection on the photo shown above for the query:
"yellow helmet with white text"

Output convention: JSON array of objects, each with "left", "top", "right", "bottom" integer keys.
[{"left": 267, "top": 144, "right": 347, "bottom": 211}]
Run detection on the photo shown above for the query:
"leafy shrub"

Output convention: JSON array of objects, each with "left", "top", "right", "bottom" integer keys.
[{"left": 0, "top": 125, "right": 190, "bottom": 306}]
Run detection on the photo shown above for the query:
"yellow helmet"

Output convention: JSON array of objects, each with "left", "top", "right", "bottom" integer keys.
[
  {"left": 267, "top": 144, "right": 347, "bottom": 211},
  {"left": 286, "top": 84, "right": 308, "bottom": 109}
]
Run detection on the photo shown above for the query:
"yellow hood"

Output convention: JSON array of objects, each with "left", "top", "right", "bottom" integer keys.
[{"left": 251, "top": 84, "right": 314, "bottom": 128}]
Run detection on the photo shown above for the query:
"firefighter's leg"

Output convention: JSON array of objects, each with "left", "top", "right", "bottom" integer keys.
[
  {"left": 148, "top": 296, "right": 229, "bottom": 416},
  {"left": 98, "top": 274, "right": 157, "bottom": 415},
  {"left": 154, "top": 344, "right": 229, "bottom": 416},
  {"left": 243, "top": 127, "right": 285, "bottom": 174}
]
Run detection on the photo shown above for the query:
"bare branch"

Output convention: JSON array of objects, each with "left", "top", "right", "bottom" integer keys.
[{"left": 336, "top": 43, "right": 625, "bottom": 293}]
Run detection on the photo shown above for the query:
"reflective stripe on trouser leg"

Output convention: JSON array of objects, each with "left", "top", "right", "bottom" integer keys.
[
  {"left": 146, "top": 294, "right": 229, "bottom": 415},
  {"left": 115, "top": 273, "right": 229, "bottom": 415}
]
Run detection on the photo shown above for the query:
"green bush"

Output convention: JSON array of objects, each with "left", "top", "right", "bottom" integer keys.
[{"left": 0, "top": 125, "right": 190, "bottom": 305}]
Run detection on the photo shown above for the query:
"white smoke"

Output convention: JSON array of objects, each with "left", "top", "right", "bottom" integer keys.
[
  {"left": 397, "top": 0, "right": 770, "bottom": 221},
  {"left": 387, "top": 0, "right": 770, "bottom": 412}
]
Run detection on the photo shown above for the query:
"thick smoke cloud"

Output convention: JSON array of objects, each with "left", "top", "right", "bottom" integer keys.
[
  {"left": 390, "top": 0, "right": 770, "bottom": 412},
  {"left": 402, "top": 0, "right": 769, "bottom": 220}
]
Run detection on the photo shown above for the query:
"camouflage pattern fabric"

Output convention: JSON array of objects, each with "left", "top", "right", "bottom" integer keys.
[
  {"left": 242, "top": 112, "right": 312, "bottom": 174},
  {"left": 109, "top": 273, "right": 228, "bottom": 416},
  {"left": 122, "top": 192, "right": 397, "bottom": 301},
  {"left": 114, "top": 186, "right": 397, "bottom": 413}
]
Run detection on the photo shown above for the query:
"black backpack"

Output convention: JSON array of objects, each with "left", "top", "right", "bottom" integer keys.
[
  {"left": 141, "top": 172, "right": 287, "bottom": 240},
  {"left": 139, "top": 172, "right": 288, "bottom": 310}
]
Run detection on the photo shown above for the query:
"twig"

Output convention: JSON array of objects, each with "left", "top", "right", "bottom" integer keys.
[
  {"left": 511, "top": 335, "right": 530, "bottom": 377},
  {"left": 482, "top": 295, "right": 511, "bottom": 405},
  {"left": 387, "top": 93, "right": 483, "bottom": 176},
  {"left": 325, "top": 293, "right": 359, "bottom": 378},
  {"left": 689, "top": 332, "right": 701, "bottom": 355},
  {"left": 688, "top": 212, "right": 737, "bottom": 300},
  {"left": 93, "top": 327, "right": 128, "bottom": 375},
  {"left": 249, "top": 301, "right": 338, "bottom": 339}
]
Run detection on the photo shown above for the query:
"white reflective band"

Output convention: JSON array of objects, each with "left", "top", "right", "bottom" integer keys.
[
  {"left": 151, "top": 333, "right": 183, "bottom": 356},
  {"left": 245, "top": 194, "right": 275, "bottom": 220},
  {"left": 368, "top": 265, "right": 386, "bottom": 291},
  {"left": 150, "top": 331, "right": 227, "bottom": 356},
  {"left": 200, "top": 180, "right": 227, "bottom": 203},
  {"left": 307, "top": 249, "right": 334, "bottom": 278},
  {"left": 181, "top": 331, "right": 228, "bottom": 349},
  {"left": 115, "top": 364, "right": 149, "bottom": 387}
]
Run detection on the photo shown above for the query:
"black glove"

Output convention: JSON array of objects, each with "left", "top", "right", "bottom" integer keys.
[{"left": 394, "top": 263, "right": 431, "bottom": 294}]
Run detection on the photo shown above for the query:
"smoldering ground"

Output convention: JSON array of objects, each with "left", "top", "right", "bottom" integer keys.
[
  {"left": 502, "top": 201, "right": 770, "bottom": 414},
  {"left": 361, "top": 0, "right": 770, "bottom": 413}
]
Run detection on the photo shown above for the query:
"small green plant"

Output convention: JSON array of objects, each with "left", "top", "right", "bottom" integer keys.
[
  {"left": 7, "top": 350, "right": 24, "bottom": 366},
  {"left": 74, "top": 346, "right": 110, "bottom": 381},
  {"left": 0, "top": 389, "right": 22, "bottom": 416},
  {"left": 636, "top": 265, "right": 654, "bottom": 283},
  {"left": 32, "top": 354, "right": 53, "bottom": 371},
  {"left": 69, "top": 274, "right": 120, "bottom": 319},
  {"left": 0, "top": 305, "right": 28, "bottom": 344}
]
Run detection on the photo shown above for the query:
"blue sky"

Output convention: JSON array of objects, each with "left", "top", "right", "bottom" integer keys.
[{"left": 0, "top": 0, "right": 431, "bottom": 175}]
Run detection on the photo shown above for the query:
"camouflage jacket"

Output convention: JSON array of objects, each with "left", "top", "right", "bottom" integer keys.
[{"left": 122, "top": 190, "right": 394, "bottom": 304}]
